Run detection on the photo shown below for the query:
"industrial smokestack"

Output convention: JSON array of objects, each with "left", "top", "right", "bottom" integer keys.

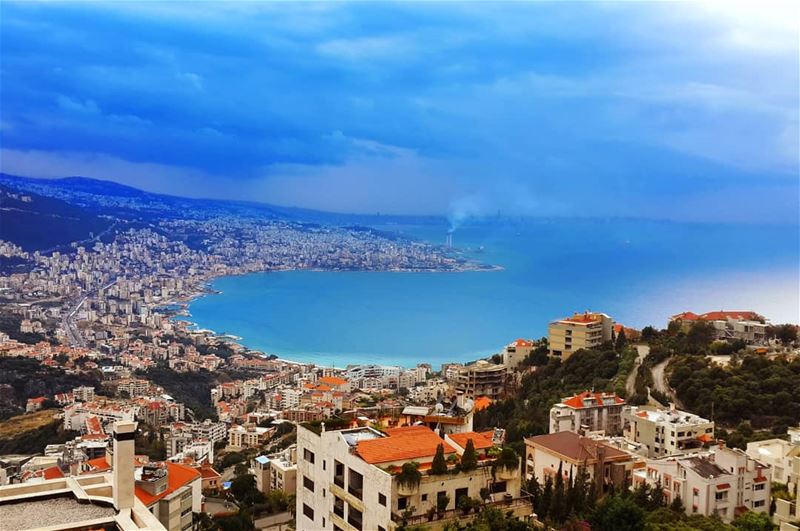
[{"left": 113, "top": 420, "right": 137, "bottom": 511}]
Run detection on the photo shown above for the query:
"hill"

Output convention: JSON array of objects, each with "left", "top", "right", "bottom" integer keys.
[
  {"left": 0, "top": 173, "right": 443, "bottom": 227},
  {"left": 0, "top": 409, "right": 78, "bottom": 455},
  {"left": 0, "top": 184, "right": 114, "bottom": 251}
]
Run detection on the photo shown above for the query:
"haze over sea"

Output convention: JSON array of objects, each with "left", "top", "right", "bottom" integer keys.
[{"left": 188, "top": 219, "right": 799, "bottom": 368}]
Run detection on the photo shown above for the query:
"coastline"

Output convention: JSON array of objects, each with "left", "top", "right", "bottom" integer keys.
[{"left": 159, "top": 254, "right": 503, "bottom": 366}]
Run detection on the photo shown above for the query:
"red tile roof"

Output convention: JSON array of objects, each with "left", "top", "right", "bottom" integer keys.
[
  {"left": 42, "top": 466, "right": 64, "bottom": 480},
  {"left": 512, "top": 339, "right": 533, "bottom": 347},
  {"left": 562, "top": 391, "right": 625, "bottom": 409},
  {"left": 448, "top": 431, "right": 495, "bottom": 451},
  {"left": 319, "top": 376, "right": 348, "bottom": 386},
  {"left": 85, "top": 456, "right": 112, "bottom": 472},
  {"left": 136, "top": 462, "right": 201, "bottom": 507},
  {"left": 357, "top": 426, "right": 456, "bottom": 464}
]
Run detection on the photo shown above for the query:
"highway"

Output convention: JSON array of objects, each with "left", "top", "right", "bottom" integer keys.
[{"left": 62, "top": 278, "right": 118, "bottom": 347}]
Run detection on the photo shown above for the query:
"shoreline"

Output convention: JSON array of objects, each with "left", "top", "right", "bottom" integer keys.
[{"left": 159, "top": 258, "right": 504, "bottom": 366}]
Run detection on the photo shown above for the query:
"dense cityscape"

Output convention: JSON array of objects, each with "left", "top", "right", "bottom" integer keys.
[
  {"left": 2, "top": 2, "right": 799, "bottom": 531},
  {"left": 1, "top": 177, "right": 800, "bottom": 531}
]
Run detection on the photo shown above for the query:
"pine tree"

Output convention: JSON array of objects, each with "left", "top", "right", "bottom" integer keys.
[
  {"left": 573, "top": 465, "right": 590, "bottom": 512},
  {"left": 461, "top": 439, "right": 478, "bottom": 471},
  {"left": 565, "top": 467, "right": 576, "bottom": 517},
  {"left": 650, "top": 480, "right": 665, "bottom": 510},
  {"left": 551, "top": 462, "right": 566, "bottom": 523},
  {"left": 431, "top": 443, "right": 448, "bottom": 475},
  {"left": 529, "top": 474, "right": 542, "bottom": 512},
  {"left": 616, "top": 328, "right": 627, "bottom": 351},
  {"left": 540, "top": 475, "right": 553, "bottom": 521},
  {"left": 587, "top": 478, "right": 598, "bottom": 510}
]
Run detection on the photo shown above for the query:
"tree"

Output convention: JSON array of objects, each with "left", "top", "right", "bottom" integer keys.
[
  {"left": 615, "top": 328, "right": 627, "bottom": 351},
  {"left": 437, "top": 493, "right": 450, "bottom": 514},
  {"left": 539, "top": 475, "right": 553, "bottom": 520},
  {"left": 641, "top": 326, "right": 659, "bottom": 343},
  {"left": 431, "top": 443, "right": 448, "bottom": 475},
  {"left": 733, "top": 511, "right": 775, "bottom": 531},
  {"left": 591, "top": 494, "right": 645, "bottom": 531},
  {"left": 461, "top": 439, "right": 478, "bottom": 471},
  {"left": 528, "top": 474, "right": 542, "bottom": 512},
  {"left": 686, "top": 321, "right": 716, "bottom": 353},
  {"left": 775, "top": 324, "right": 798, "bottom": 346},
  {"left": 397, "top": 461, "right": 422, "bottom": 490},
  {"left": 551, "top": 462, "right": 566, "bottom": 523},
  {"left": 669, "top": 495, "right": 685, "bottom": 513}
]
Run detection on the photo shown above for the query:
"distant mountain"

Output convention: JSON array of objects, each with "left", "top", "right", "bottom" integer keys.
[
  {"left": 0, "top": 173, "right": 446, "bottom": 227},
  {"left": 0, "top": 184, "right": 114, "bottom": 252}
]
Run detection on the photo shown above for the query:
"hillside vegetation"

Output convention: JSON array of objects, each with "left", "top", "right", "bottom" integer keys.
[{"left": 0, "top": 409, "right": 78, "bottom": 454}]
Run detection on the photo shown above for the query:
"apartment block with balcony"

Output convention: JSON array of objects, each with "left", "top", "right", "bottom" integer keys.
[
  {"left": 549, "top": 390, "right": 626, "bottom": 436},
  {"left": 633, "top": 446, "right": 771, "bottom": 523},
  {"left": 296, "top": 423, "right": 529, "bottom": 531},
  {"left": 253, "top": 445, "right": 297, "bottom": 496},
  {"left": 623, "top": 405, "right": 715, "bottom": 458},
  {"left": 774, "top": 448, "right": 800, "bottom": 531},
  {"left": 548, "top": 312, "right": 614, "bottom": 360},
  {"left": 453, "top": 360, "right": 507, "bottom": 401}
]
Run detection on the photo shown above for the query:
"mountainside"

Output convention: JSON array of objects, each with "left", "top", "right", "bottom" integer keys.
[
  {"left": 0, "top": 184, "right": 114, "bottom": 251},
  {"left": 0, "top": 173, "right": 443, "bottom": 227}
]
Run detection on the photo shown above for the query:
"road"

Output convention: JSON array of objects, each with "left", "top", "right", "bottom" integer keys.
[
  {"left": 625, "top": 344, "right": 649, "bottom": 396},
  {"left": 651, "top": 357, "right": 682, "bottom": 408},
  {"left": 62, "top": 278, "right": 118, "bottom": 347}
]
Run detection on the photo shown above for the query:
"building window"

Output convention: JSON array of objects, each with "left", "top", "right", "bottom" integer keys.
[
  {"left": 304, "top": 449, "right": 315, "bottom": 464},
  {"left": 754, "top": 484, "right": 765, "bottom": 491},
  {"left": 348, "top": 469, "right": 364, "bottom": 500},
  {"left": 421, "top": 494, "right": 428, "bottom": 502},
  {"left": 754, "top": 500, "right": 765, "bottom": 508},
  {"left": 334, "top": 496, "right": 345, "bottom": 518},
  {"left": 347, "top": 506, "right": 363, "bottom": 531},
  {"left": 715, "top": 491, "right": 728, "bottom": 501},
  {"left": 304, "top": 475, "right": 314, "bottom": 492},
  {"left": 323, "top": 460, "right": 326, "bottom": 471},
  {"left": 378, "top": 492, "right": 387, "bottom": 506},
  {"left": 398, "top": 496, "right": 408, "bottom": 510},
  {"left": 490, "top": 481, "right": 507, "bottom": 494},
  {"left": 303, "top": 503, "right": 314, "bottom": 521},
  {"left": 334, "top": 460, "right": 345, "bottom": 488}
]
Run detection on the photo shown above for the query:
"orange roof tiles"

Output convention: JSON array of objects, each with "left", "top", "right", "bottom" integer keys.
[
  {"left": 512, "top": 339, "right": 533, "bottom": 347},
  {"left": 135, "top": 462, "right": 201, "bottom": 507},
  {"left": 319, "top": 376, "right": 348, "bottom": 386},
  {"left": 357, "top": 426, "right": 456, "bottom": 464},
  {"left": 42, "top": 466, "right": 64, "bottom": 480},
  {"left": 561, "top": 391, "right": 625, "bottom": 409},
  {"left": 448, "top": 431, "right": 495, "bottom": 451},
  {"left": 85, "top": 456, "right": 111, "bottom": 472},
  {"left": 563, "top": 312, "right": 603, "bottom": 324}
]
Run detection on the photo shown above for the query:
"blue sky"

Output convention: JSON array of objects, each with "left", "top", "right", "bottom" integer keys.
[{"left": 1, "top": 1, "right": 798, "bottom": 222}]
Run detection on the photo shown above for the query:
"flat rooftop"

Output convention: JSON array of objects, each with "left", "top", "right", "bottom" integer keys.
[{"left": 0, "top": 496, "right": 116, "bottom": 530}]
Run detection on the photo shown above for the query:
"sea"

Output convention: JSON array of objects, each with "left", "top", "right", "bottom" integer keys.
[{"left": 187, "top": 218, "right": 799, "bottom": 368}]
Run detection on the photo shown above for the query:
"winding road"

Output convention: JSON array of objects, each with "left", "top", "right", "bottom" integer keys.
[{"left": 625, "top": 344, "right": 649, "bottom": 396}]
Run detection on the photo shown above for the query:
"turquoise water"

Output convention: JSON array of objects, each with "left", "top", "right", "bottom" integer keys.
[{"left": 188, "top": 219, "right": 799, "bottom": 368}]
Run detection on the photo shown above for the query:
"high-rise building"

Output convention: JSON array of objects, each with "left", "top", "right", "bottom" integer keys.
[{"left": 548, "top": 311, "right": 614, "bottom": 359}]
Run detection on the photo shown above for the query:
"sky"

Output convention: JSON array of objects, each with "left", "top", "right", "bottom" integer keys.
[{"left": 1, "top": 1, "right": 798, "bottom": 223}]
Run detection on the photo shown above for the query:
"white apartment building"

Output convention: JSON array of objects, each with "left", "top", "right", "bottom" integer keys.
[
  {"left": 746, "top": 432, "right": 800, "bottom": 484},
  {"left": 669, "top": 311, "right": 766, "bottom": 343},
  {"left": 64, "top": 401, "right": 136, "bottom": 433},
  {"left": 454, "top": 360, "right": 507, "bottom": 401},
  {"left": 228, "top": 424, "right": 272, "bottom": 449},
  {"left": 633, "top": 446, "right": 771, "bottom": 523},
  {"left": 503, "top": 339, "right": 534, "bottom": 370},
  {"left": 549, "top": 390, "right": 626, "bottom": 436},
  {"left": 623, "top": 405, "right": 715, "bottom": 458},
  {"left": 253, "top": 445, "right": 297, "bottom": 495},
  {"left": 774, "top": 454, "right": 800, "bottom": 531},
  {"left": 190, "top": 419, "right": 227, "bottom": 444},
  {"left": 548, "top": 312, "right": 614, "bottom": 360},
  {"left": 296, "top": 423, "right": 528, "bottom": 531},
  {"left": 73, "top": 385, "right": 96, "bottom": 402}
]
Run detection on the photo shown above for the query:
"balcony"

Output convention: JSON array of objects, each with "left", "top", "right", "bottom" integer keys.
[{"left": 391, "top": 495, "right": 534, "bottom": 527}]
